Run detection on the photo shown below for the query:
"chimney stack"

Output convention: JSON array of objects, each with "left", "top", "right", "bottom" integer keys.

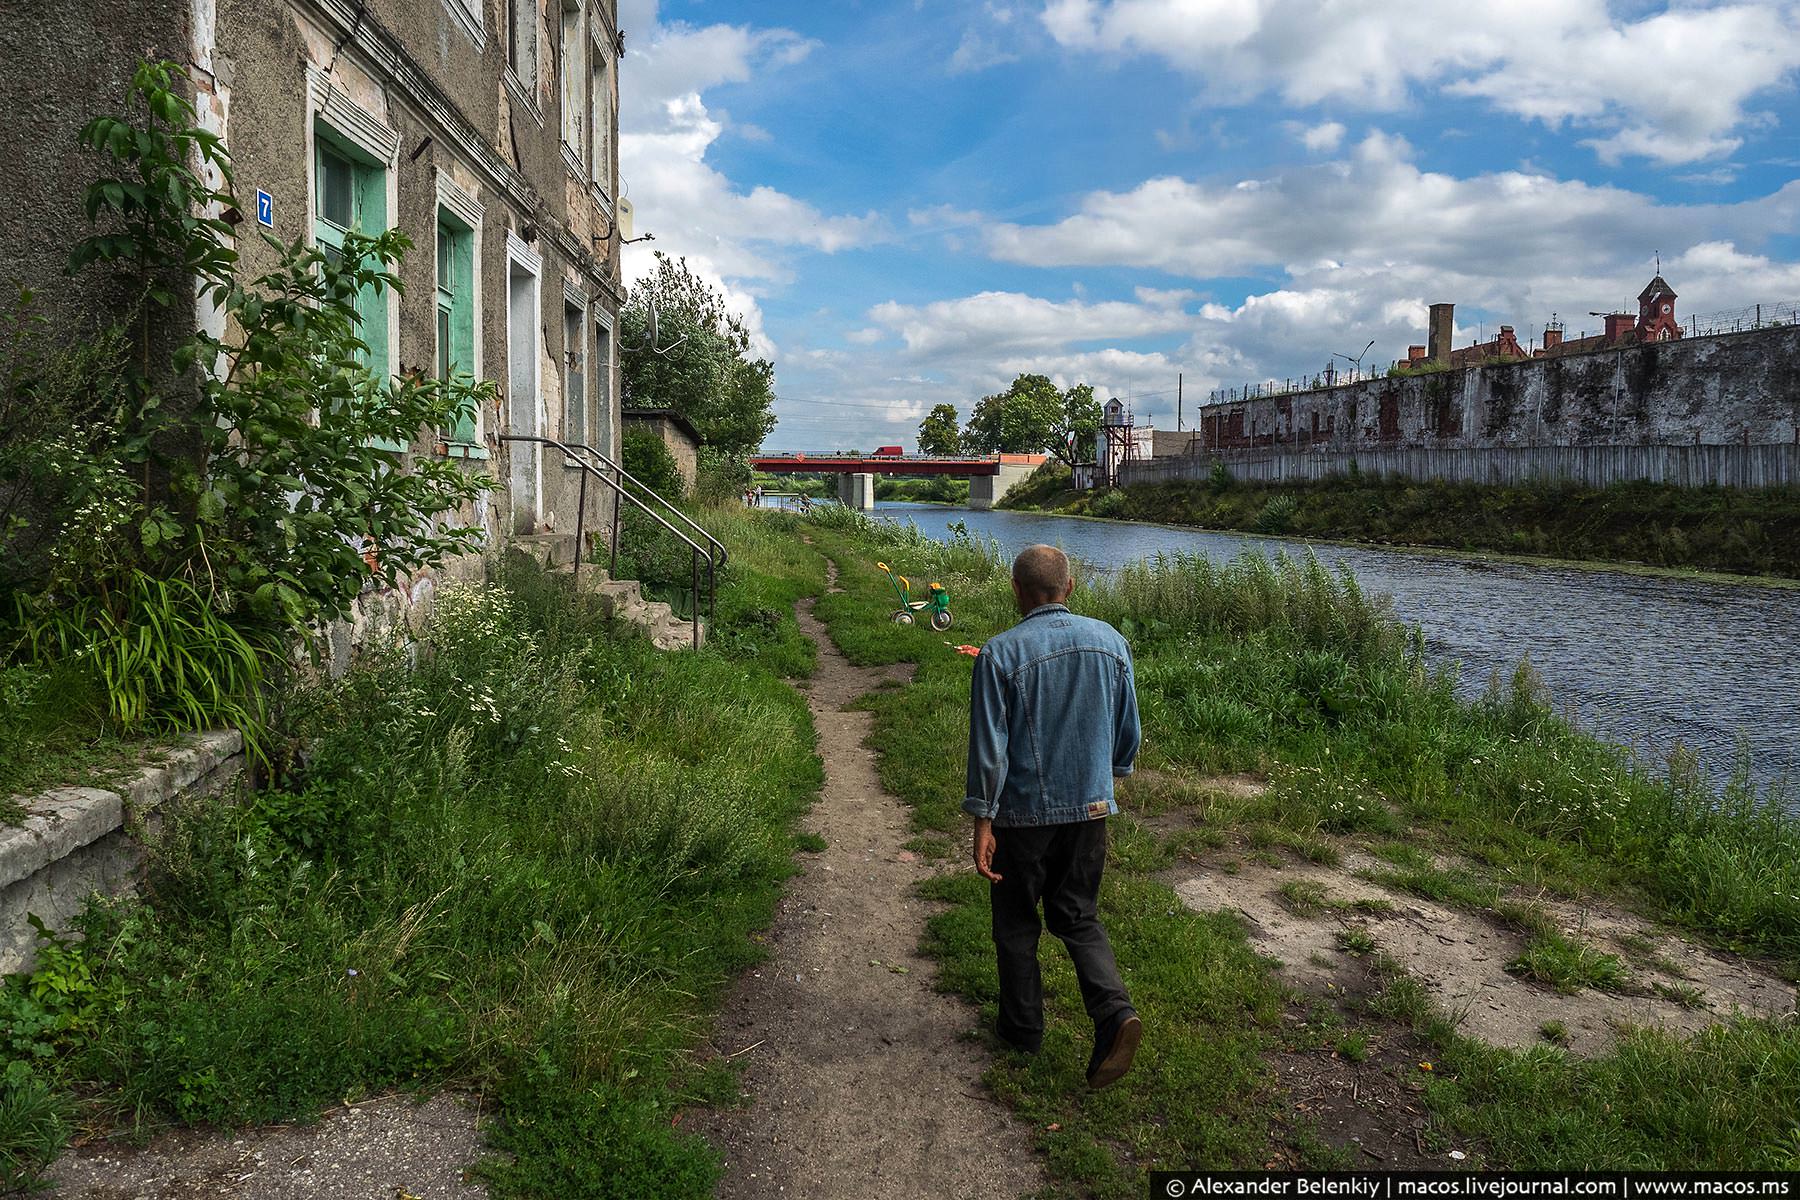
[
  {"left": 1542, "top": 326, "right": 1563, "bottom": 351},
  {"left": 1428, "top": 303, "right": 1454, "bottom": 362}
]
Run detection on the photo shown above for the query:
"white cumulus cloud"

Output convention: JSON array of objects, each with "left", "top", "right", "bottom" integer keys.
[
  {"left": 1038, "top": 0, "right": 1800, "bottom": 165},
  {"left": 619, "top": 2, "right": 884, "bottom": 358}
]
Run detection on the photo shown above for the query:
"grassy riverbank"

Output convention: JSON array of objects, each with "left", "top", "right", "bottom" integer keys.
[
  {"left": 1003, "top": 465, "right": 1800, "bottom": 579},
  {"left": 801, "top": 505, "right": 1800, "bottom": 1189},
  {"left": 8, "top": 503, "right": 1795, "bottom": 1191},
  {"left": 0, "top": 507, "right": 826, "bottom": 1196}
]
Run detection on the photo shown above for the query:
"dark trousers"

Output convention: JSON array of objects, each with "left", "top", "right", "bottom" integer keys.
[{"left": 990, "top": 819, "right": 1132, "bottom": 1051}]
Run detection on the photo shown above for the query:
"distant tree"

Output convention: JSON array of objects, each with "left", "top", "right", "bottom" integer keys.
[
  {"left": 961, "top": 374, "right": 1101, "bottom": 469},
  {"left": 620, "top": 253, "right": 775, "bottom": 457},
  {"left": 1052, "top": 383, "right": 1103, "bottom": 470},
  {"left": 917, "top": 403, "right": 962, "bottom": 456},
  {"left": 963, "top": 373, "right": 1061, "bottom": 455}
]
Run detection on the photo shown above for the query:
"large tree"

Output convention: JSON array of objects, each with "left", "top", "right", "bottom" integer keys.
[
  {"left": 961, "top": 374, "right": 1101, "bottom": 468},
  {"left": 620, "top": 253, "right": 776, "bottom": 457},
  {"left": 916, "top": 403, "right": 962, "bottom": 455},
  {"left": 1054, "top": 383, "right": 1103, "bottom": 470},
  {"left": 962, "top": 374, "right": 1060, "bottom": 455}
]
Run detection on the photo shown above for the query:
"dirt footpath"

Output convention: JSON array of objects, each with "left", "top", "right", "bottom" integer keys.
[{"left": 685, "top": 580, "right": 1042, "bottom": 1199}]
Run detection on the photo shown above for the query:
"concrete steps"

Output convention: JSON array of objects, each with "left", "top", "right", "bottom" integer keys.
[
  {"left": 504, "top": 534, "right": 706, "bottom": 650},
  {"left": 544, "top": 554, "right": 705, "bottom": 650},
  {"left": 507, "top": 532, "right": 580, "bottom": 572}
]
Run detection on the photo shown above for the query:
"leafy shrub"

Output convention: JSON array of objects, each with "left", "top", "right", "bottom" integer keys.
[
  {"left": 1089, "top": 489, "right": 1129, "bottom": 518},
  {"left": 694, "top": 445, "right": 753, "bottom": 505},
  {"left": 4, "top": 60, "right": 496, "bottom": 751},
  {"left": 0, "top": 310, "right": 137, "bottom": 598},
  {"left": 1256, "top": 493, "right": 1299, "bottom": 533},
  {"left": 622, "top": 427, "right": 687, "bottom": 505}
]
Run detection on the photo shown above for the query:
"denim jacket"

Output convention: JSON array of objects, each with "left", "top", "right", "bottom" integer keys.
[{"left": 963, "top": 603, "right": 1141, "bottom": 827}]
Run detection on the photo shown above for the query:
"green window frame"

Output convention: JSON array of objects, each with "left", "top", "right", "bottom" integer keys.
[
  {"left": 436, "top": 209, "right": 482, "bottom": 451},
  {"left": 313, "top": 130, "right": 390, "bottom": 382}
]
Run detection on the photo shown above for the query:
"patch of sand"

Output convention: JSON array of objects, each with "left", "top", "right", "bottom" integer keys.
[{"left": 1169, "top": 833, "right": 1795, "bottom": 1057}]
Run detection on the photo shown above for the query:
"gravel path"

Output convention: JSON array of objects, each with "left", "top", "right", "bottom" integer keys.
[{"left": 49, "top": 1093, "right": 487, "bottom": 1199}]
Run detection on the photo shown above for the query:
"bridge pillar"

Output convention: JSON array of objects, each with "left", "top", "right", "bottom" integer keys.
[
  {"left": 968, "top": 461, "right": 1037, "bottom": 510},
  {"left": 836, "top": 472, "right": 876, "bottom": 510}
]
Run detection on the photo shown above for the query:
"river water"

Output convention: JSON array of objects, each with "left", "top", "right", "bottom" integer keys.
[{"left": 867, "top": 501, "right": 1800, "bottom": 795}]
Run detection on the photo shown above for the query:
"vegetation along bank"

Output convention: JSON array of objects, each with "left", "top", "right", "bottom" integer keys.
[
  {"left": 7, "top": 496, "right": 1797, "bottom": 1192},
  {"left": 799, "top": 503, "right": 1799, "bottom": 1190},
  {"left": 1002, "top": 463, "right": 1800, "bottom": 579}
]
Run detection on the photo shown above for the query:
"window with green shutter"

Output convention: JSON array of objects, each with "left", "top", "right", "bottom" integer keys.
[
  {"left": 313, "top": 133, "right": 390, "bottom": 380},
  {"left": 436, "top": 209, "right": 480, "bottom": 449}
]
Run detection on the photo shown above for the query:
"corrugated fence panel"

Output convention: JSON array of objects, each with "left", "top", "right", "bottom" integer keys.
[{"left": 1119, "top": 445, "right": 1800, "bottom": 490}]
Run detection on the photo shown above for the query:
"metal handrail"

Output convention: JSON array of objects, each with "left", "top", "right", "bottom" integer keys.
[
  {"left": 499, "top": 434, "right": 713, "bottom": 649},
  {"left": 561, "top": 442, "right": 728, "bottom": 576}
]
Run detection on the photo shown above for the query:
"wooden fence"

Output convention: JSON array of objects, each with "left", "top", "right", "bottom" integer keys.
[{"left": 1121, "top": 444, "right": 1800, "bottom": 490}]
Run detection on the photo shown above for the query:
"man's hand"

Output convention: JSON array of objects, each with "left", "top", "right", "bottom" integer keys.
[{"left": 972, "top": 818, "right": 1003, "bottom": 883}]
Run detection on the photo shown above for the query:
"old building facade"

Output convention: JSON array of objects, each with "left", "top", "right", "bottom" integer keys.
[{"left": 3, "top": 0, "right": 626, "bottom": 658}]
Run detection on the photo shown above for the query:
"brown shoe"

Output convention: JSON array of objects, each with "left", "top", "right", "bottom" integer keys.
[{"left": 1086, "top": 1011, "right": 1141, "bottom": 1090}]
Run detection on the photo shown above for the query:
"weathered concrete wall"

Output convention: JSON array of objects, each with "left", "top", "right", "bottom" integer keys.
[
  {"left": 969, "top": 461, "right": 1040, "bottom": 510},
  {"left": 1124, "top": 443, "right": 1800, "bottom": 491},
  {"left": 2, "top": 731, "right": 243, "bottom": 975},
  {"left": 1191, "top": 324, "right": 1800, "bottom": 455},
  {"left": 0, "top": 0, "right": 189, "bottom": 311}
]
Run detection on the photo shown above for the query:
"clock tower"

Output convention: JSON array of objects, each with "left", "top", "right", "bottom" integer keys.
[{"left": 1637, "top": 275, "right": 1681, "bottom": 342}]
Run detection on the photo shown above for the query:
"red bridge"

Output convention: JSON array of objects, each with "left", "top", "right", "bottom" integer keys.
[
  {"left": 749, "top": 452, "right": 1047, "bottom": 509},
  {"left": 749, "top": 451, "right": 1046, "bottom": 477}
]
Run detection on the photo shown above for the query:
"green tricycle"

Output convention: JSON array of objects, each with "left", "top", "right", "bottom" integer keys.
[{"left": 876, "top": 561, "right": 954, "bottom": 631}]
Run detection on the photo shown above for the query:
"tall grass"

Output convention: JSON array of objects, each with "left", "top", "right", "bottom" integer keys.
[
  {"left": 1084, "top": 550, "right": 1412, "bottom": 666},
  {"left": 4, "top": 546, "right": 824, "bottom": 1197},
  {"left": 1074, "top": 549, "right": 1800, "bottom": 960},
  {"left": 809, "top": 516, "right": 1800, "bottom": 961},
  {"left": 8, "top": 573, "right": 279, "bottom": 760}
]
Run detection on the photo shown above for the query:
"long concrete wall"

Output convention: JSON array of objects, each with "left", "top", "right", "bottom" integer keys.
[
  {"left": 1123, "top": 443, "right": 1800, "bottom": 491},
  {"left": 1193, "top": 324, "right": 1800, "bottom": 454}
]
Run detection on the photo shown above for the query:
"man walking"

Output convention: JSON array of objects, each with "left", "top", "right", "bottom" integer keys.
[{"left": 965, "top": 544, "right": 1142, "bottom": 1090}]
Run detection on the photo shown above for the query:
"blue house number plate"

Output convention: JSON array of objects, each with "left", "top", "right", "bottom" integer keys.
[{"left": 256, "top": 189, "right": 273, "bottom": 228}]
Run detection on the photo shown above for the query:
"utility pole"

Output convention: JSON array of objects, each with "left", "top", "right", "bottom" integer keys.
[{"left": 1176, "top": 372, "right": 1183, "bottom": 431}]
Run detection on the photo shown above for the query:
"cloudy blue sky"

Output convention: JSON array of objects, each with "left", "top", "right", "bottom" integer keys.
[{"left": 617, "top": 0, "right": 1800, "bottom": 450}]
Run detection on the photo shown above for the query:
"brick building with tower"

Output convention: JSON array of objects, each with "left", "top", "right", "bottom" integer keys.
[{"left": 1399, "top": 275, "right": 1684, "bottom": 370}]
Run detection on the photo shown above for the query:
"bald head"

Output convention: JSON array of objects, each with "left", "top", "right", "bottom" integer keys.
[{"left": 1011, "top": 544, "right": 1073, "bottom": 613}]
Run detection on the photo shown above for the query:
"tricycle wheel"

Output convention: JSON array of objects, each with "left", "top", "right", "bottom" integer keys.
[
  {"left": 891, "top": 610, "right": 915, "bottom": 625},
  {"left": 931, "top": 610, "right": 954, "bottom": 632}
]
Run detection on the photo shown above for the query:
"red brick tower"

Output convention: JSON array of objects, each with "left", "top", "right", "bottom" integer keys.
[{"left": 1637, "top": 275, "right": 1682, "bottom": 342}]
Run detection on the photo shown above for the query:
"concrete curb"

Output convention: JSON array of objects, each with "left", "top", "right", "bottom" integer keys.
[{"left": 1, "top": 729, "right": 244, "bottom": 975}]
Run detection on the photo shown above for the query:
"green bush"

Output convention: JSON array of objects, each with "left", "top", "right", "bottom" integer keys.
[
  {"left": 621, "top": 427, "right": 686, "bottom": 505},
  {"left": 1089, "top": 489, "right": 1129, "bottom": 518},
  {"left": 1255, "top": 493, "right": 1298, "bottom": 533},
  {"left": 4, "top": 60, "right": 493, "bottom": 753}
]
